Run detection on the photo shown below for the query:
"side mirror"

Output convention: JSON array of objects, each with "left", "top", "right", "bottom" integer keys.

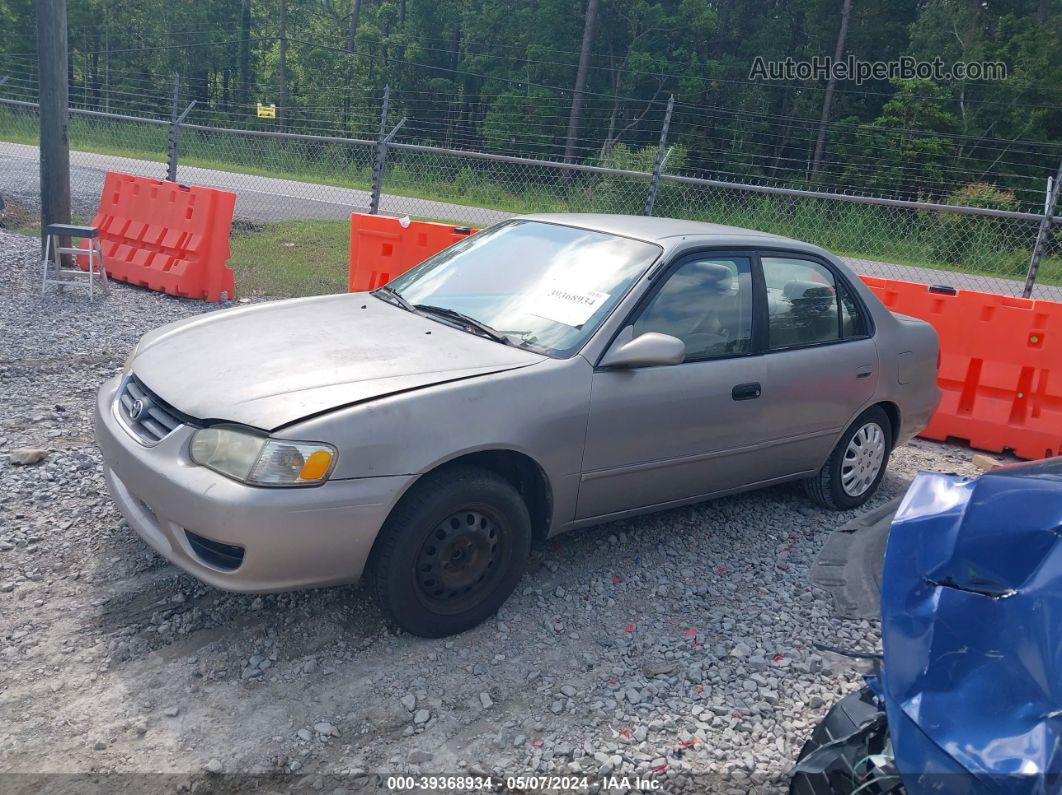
[{"left": 599, "top": 327, "right": 685, "bottom": 369}]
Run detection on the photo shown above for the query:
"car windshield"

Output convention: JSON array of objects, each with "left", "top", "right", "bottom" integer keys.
[{"left": 385, "top": 220, "right": 661, "bottom": 356}]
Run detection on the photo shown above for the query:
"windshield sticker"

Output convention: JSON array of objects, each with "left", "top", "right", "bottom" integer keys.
[{"left": 529, "top": 283, "right": 610, "bottom": 327}]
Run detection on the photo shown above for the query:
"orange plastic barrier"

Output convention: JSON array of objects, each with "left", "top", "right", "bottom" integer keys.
[
  {"left": 81, "top": 172, "right": 236, "bottom": 302},
  {"left": 348, "top": 212, "right": 476, "bottom": 292},
  {"left": 861, "top": 276, "right": 1062, "bottom": 460}
]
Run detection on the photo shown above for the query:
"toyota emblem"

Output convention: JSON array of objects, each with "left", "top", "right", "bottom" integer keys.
[{"left": 130, "top": 398, "right": 145, "bottom": 421}]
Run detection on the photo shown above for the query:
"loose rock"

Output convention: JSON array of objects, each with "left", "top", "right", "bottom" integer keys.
[{"left": 8, "top": 448, "right": 48, "bottom": 465}]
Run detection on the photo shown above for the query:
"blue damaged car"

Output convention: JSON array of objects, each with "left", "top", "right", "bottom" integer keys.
[{"left": 792, "top": 457, "right": 1062, "bottom": 795}]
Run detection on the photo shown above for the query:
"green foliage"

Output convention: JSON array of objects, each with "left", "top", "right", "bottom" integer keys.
[
  {"left": 600, "top": 143, "right": 688, "bottom": 174},
  {"left": 947, "top": 182, "right": 1020, "bottom": 213},
  {"left": 0, "top": 0, "right": 1058, "bottom": 207},
  {"left": 932, "top": 182, "right": 1022, "bottom": 267},
  {"left": 842, "top": 80, "right": 960, "bottom": 198}
]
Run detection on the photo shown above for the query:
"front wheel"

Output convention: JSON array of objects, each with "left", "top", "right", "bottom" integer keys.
[
  {"left": 804, "top": 407, "right": 892, "bottom": 511},
  {"left": 367, "top": 465, "right": 532, "bottom": 637}
]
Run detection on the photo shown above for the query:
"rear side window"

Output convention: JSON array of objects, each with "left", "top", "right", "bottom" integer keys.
[
  {"left": 840, "top": 285, "right": 869, "bottom": 338},
  {"left": 763, "top": 256, "right": 841, "bottom": 348}
]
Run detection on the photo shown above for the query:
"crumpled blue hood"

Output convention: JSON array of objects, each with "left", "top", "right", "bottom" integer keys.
[{"left": 878, "top": 458, "right": 1062, "bottom": 794}]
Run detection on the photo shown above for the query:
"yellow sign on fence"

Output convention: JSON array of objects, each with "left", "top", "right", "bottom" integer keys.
[{"left": 256, "top": 102, "right": 276, "bottom": 119}]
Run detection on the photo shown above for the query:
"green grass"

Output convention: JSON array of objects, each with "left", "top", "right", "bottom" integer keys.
[
  {"left": 2, "top": 105, "right": 1059, "bottom": 294},
  {"left": 229, "top": 215, "right": 480, "bottom": 297},
  {"left": 223, "top": 216, "right": 1059, "bottom": 298},
  {"left": 229, "top": 219, "right": 349, "bottom": 297}
]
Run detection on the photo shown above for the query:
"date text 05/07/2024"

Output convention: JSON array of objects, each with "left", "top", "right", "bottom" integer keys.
[{"left": 385, "top": 775, "right": 664, "bottom": 791}]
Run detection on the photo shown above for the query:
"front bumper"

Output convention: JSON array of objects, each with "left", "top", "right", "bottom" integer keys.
[{"left": 94, "top": 374, "right": 415, "bottom": 593}]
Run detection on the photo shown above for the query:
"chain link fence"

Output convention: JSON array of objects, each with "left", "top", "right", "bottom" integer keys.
[{"left": 1, "top": 95, "right": 1059, "bottom": 301}]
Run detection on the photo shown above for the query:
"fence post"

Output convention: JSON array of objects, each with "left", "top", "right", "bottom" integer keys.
[
  {"left": 368, "top": 85, "right": 407, "bottom": 215},
  {"left": 643, "top": 94, "right": 674, "bottom": 216},
  {"left": 166, "top": 73, "right": 197, "bottom": 182},
  {"left": 1022, "top": 159, "right": 1062, "bottom": 299},
  {"left": 369, "top": 86, "right": 390, "bottom": 214}
]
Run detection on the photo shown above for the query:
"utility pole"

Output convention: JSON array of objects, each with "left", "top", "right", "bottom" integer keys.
[
  {"left": 278, "top": 0, "right": 288, "bottom": 132},
  {"left": 36, "top": 0, "right": 71, "bottom": 252}
]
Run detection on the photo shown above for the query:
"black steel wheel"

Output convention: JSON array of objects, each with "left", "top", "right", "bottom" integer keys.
[
  {"left": 413, "top": 508, "right": 508, "bottom": 615},
  {"left": 368, "top": 465, "right": 532, "bottom": 637}
]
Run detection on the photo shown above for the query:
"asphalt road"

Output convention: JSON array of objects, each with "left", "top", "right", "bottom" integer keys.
[
  {"left": 0, "top": 141, "right": 507, "bottom": 226},
  {"left": 2, "top": 139, "right": 1056, "bottom": 300}
]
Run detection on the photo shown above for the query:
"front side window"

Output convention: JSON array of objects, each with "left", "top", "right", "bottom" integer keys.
[
  {"left": 386, "top": 220, "right": 661, "bottom": 356},
  {"left": 763, "top": 256, "right": 842, "bottom": 348},
  {"left": 633, "top": 256, "right": 753, "bottom": 360}
]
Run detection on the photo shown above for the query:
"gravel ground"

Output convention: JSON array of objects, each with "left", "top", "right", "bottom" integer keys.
[{"left": 0, "top": 227, "right": 982, "bottom": 794}]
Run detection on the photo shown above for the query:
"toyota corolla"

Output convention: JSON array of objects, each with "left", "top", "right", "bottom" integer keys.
[{"left": 94, "top": 214, "right": 940, "bottom": 637}]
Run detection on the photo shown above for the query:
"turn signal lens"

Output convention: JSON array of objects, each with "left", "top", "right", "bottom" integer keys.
[
  {"left": 190, "top": 426, "right": 336, "bottom": 487},
  {"left": 299, "top": 450, "right": 334, "bottom": 481}
]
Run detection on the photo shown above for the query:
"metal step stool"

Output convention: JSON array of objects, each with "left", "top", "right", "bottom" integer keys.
[{"left": 41, "top": 223, "right": 107, "bottom": 299}]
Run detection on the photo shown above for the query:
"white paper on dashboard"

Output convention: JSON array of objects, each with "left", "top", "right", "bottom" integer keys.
[{"left": 529, "top": 283, "right": 610, "bottom": 327}]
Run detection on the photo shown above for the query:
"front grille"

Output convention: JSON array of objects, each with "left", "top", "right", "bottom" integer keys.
[
  {"left": 186, "top": 530, "right": 245, "bottom": 571},
  {"left": 116, "top": 375, "right": 184, "bottom": 445}
]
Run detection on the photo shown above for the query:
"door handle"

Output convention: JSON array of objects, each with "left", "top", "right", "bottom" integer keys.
[
  {"left": 856, "top": 367, "right": 874, "bottom": 379},
  {"left": 732, "top": 382, "right": 761, "bottom": 401}
]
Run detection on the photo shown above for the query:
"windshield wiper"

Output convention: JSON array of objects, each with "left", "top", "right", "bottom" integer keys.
[
  {"left": 414, "top": 304, "right": 512, "bottom": 345},
  {"left": 373, "top": 285, "right": 415, "bottom": 312}
]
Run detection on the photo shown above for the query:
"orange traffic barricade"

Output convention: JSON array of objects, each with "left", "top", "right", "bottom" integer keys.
[
  {"left": 862, "top": 276, "right": 1062, "bottom": 460},
  {"left": 81, "top": 172, "right": 236, "bottom": 302},
  {"left": 348, "top": 212, "right": 476, "bottom": 292}
]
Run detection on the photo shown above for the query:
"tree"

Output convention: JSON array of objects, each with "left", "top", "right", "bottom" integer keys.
[
  {"left": 2, "top": 0, "right": 1057, "bottom": 207},
  {"left": 844, "top": 79, "right": 961, "bottom": 199},
  {"left": 278, "top": 0, "right": 288, "bottom": 131},
  {"left": 809, "top": 0, "right": 852, "bottom": 182},
  {"left": 238, "top": 0, "right": 252, "bottom": 107},
  {"left": 563, "top": 0, "right": 601, "bottom": 165}
]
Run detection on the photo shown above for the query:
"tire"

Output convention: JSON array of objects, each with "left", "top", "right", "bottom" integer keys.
[
  {"left": 367, "top": 465, "right": 532, "bottom": 638},
  {"left": 804, "top": 407, "right": 892, "bottom": 511}
]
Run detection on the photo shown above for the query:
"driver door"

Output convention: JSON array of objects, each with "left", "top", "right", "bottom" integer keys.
[{"left": 576, "top": 253, "right": 769, "bottom": 520}]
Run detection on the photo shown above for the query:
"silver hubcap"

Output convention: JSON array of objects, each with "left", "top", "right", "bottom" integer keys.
[{"left": 841, "top": 422, "right": 886, "bottom": 497}]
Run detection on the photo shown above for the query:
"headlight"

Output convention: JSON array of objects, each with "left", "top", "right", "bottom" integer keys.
[{"left": 189, "top": 426, "right": 336, "bottom": 487}]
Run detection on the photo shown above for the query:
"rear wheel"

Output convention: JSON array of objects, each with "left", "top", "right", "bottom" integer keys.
[
  {"left": 367, "top": 465, "right": 531, "bottom": 637},
  {"left": 804, "top": 407, "right": 892, "bottom": 511}
]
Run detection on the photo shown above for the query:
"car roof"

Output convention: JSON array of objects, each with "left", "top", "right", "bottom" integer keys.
[{"left": 513, "top": 213, "right": 810, "bottom": 250}]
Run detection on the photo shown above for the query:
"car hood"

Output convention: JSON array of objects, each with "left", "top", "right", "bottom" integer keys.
[{"left": 131, "top": 293, "right": 544, "bottom": 430}]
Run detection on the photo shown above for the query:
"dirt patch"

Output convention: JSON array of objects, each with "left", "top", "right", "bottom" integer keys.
[{"left": 0, "top": 196, "right": 36, "bottom": 233}]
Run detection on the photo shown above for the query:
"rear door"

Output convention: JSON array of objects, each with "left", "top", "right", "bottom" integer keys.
[{"left": 752, "top": 252, "right": 879, "bottom": 477}]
